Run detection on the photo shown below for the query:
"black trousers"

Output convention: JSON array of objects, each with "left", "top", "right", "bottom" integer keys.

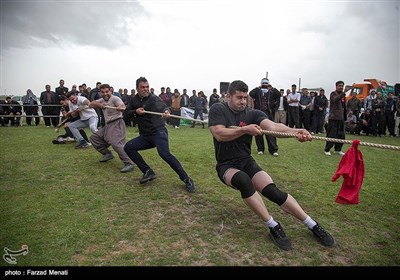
[
  {"left": 255, "top": 134, "right": 278, "bottom": 155},
  {"left": 325, "top": 119, "right": 345, "bottom": 152}
]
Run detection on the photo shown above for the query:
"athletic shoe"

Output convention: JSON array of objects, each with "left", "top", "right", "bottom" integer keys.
[
  {"left": 184, "top": 177, "right": 196, "bottom": 193},
  {"left": 334, "top": 151, "right": 345, "bottom": 156},
  {"left": 324, "top": 151, "right": 331, "bottom": 156},
  {"left": 99, "top": 152, "right": 114, "bottom": 162},
  {"left": 269, "top": 223, "right": 292, "bottom": 251},
  {"left": 75, "top": 140, "right": 89, "bottom": 149},
  {"left": 120, "top": 164, "right": 134, "bottom": 173},
  {"left": 272, "top": 152, "right": 279, "bottom": 157},
  {"left": 257, "top": 151, "right": 264, "bottom": 155},
  {"left": 309, "top": 223, "right": 336, "bottom": 247},
  {"left": 140, "top": 169, "right": 156, "bottom": 184}
]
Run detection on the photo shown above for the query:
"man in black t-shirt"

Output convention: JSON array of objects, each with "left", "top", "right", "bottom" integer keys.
[{"left": 208, "top": 80, "right": 335, "bottom": 251}]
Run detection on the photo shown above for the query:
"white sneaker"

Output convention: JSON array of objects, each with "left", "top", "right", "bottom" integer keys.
[
  {"left": 272, "top": 152, "right": 279, "bottom": 157},
  {"left": 324, "top": 151, "right": 331, "bottom": 156},
  {"left": 334, "top": 151, "right": 345, "bottom": 156},
  {"left": 257, "top": 151, "right": 264, "bottom": 155}
]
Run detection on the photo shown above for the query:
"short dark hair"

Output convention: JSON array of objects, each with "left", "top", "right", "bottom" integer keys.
[
  {"left": 336, "top": 80, "right": 344, "bottom": 86},
  {"left": 228, "top": 80, "right": 248, "bottom": 94},
  {"left": 136, "top": 77, "right": 148, "bottom": 88},
  {"left": 100, "top": 84, "right": 110, "bottom": 90},
  {"left": 291, "top": 84, "right": 297, "bottom": 88},
  {"left": 66, "top": 92, "right": 76, "bottom": 98}
]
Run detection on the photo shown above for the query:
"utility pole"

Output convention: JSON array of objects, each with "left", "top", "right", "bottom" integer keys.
[
  {"left": 298, "top": 78, "right": 301, "bottom": 91},
  {"left": 266, "top": 72, "right": 268, "bottom": 79}
]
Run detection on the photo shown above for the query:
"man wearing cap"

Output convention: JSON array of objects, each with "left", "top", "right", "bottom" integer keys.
[{"left": 249, "top": 78, "right": 280, "bottom": 156}]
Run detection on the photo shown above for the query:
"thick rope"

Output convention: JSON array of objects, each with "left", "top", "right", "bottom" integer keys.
[
  {"left": 103, "top": 106, "right": 207, "bottom": 123},
  {"left": 230, "top": 126, "right": 400, "bottom": 151},
  {"left": 143, "top": 110, "right": 207, "bottom": 124}
]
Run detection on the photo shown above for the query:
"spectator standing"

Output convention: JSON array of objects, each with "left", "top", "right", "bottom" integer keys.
[
  {"left": 324, "top": 81, "right": 346, "bottom": 156},
  {"left": 189, "top": 90, "right": 197, "bottom": 109},
  {"left": 312, "top": 89, "right": 328, "bottom": 134},
  {"left": 371, "top": 91, "right": 386, "bottom": 137},
  {"left": 181, "top": 89, "right": 190, "bottom": 108},
  {"left": 40, "top": 84, "right": 59, "bottom": 128},
  {"left": 170, "top": 89, "right": 183, "bottom": 128},
  {"left": 287, "top": 84, "right": 301, "bottom": 128},
  {"left": 249, "top": 78, "right": 280, "bottom": 156},
  {"left": 395, "top": 97, "right": 400, "bottom": 137},
  {"left": 22, "top": 89, "right": 40, "bottom": 126},
  {"left": 191, "top": 91, "right": 207, "bottom": 129},
  {"left": 346, "top": 92, "right": 361, "bottom": 121},
  {"left": 89, "top": 82, "right": 104, "bottom": 127},
  {"left": 384, "top": 92, "right": 396, "bottom": 137},
  {"left": 274, "top": 89, "right": 288, "bottom": 125},
  {"left": 299, "top": 88, "right": 312, "bottom": 132},
  {"left": 209, "top": 88, "right": 220, "bottom": 109}
]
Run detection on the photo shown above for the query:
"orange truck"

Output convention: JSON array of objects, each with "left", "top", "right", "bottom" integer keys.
[{"left": 345, "top": 78, "right": 396, "bottom": 101}]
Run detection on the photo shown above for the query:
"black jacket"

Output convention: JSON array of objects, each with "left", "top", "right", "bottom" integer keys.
[
  {"left": 249, "top": 87, "right": 280, "bottom": 116},
  {"left": 125, "top": 93, "right": 167, "bottom": 135}
]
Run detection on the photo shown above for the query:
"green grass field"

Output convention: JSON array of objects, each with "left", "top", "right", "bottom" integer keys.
[{"left": 1, "top": 124, "right": 399, "bottom": 266}]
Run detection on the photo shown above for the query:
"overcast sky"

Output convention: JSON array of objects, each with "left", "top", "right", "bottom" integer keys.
[{"left": 1, "top": 0, "right": 399, "bottom": 97}]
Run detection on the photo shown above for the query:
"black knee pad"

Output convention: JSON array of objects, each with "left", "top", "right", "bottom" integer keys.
[
  {"left": 230, "top": 171, "right": 256, "bottom": 199},
  {"left": 261, "top": 183, "right": 288, "bottom": 206}
]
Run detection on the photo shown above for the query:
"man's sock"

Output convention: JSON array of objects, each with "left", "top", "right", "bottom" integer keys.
[
  {"left": 266, "top": 216, "right": 278, "bottom": 228},
  {"left": 303, "top": 215, "right": 317, "bottom": 229}
]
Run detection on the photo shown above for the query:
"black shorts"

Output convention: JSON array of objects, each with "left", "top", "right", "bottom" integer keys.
[{"left": 216, "top": 157, "right": 263, "bottom": 185}]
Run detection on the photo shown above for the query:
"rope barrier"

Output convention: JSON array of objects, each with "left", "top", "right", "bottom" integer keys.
[{"left": 230, "top": 126, "right": 400, "bottom": 151}]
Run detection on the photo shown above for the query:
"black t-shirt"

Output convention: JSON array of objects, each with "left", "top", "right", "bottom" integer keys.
[{"left": 208, "top": 102, "right": 267, "bottom": 163}]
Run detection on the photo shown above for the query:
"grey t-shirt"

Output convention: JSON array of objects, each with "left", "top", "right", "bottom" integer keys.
[{"left": 97, "top": 95, "right": 125, "bottom": 124}]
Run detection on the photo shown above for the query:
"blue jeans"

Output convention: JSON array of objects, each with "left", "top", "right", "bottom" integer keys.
[{"left": 124, "top": 129, "right": 188, "bottom": 181}]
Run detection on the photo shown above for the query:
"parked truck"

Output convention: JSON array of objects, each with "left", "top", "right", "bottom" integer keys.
[{"left": 345, "top": 78, "right": 396, "bottom": 101}]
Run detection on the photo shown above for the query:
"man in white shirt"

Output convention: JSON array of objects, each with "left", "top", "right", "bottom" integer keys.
[
  {"left": 287, "top": 84, "right": 301, "bottom": 128},
  {"left": 66, "top": 93, "right": 98, "bottom": 148}
]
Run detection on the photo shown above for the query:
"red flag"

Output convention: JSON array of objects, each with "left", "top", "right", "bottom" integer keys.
[{"left": 332, "top": 140, "right": 365, "bottom": 204}]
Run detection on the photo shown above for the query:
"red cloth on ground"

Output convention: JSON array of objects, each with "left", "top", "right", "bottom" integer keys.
[{"left": 332, "top": 140, "right": 365, "bottom": 204}]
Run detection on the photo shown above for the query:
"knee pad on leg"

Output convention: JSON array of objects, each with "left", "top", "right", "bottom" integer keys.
[
  {"left": 231, "top": 171, "right": 256, "bottom": 199},
  {"left": 261, "top": 183, "right": 288, "bottom": 206}
]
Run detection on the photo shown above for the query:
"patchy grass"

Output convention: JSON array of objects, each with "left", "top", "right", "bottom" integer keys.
[{"left": 0, "top": 124, "right": 399, "bottom": 266}]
